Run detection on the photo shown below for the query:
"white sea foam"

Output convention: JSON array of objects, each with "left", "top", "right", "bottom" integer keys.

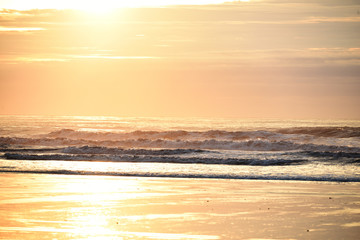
[
  {"left": 0, "top": 116, "right": 359, "bottom": 182},
  {"left": 1, "top": 136, "right": 359, "bottom": 152}
]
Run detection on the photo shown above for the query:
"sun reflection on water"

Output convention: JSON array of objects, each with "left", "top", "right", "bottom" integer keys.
[
  {"left": 49, "top": 176, "right": 219, "bottom": 239},
  {"left": 54, "top": 176, "right": 141, "bottom": 239}
]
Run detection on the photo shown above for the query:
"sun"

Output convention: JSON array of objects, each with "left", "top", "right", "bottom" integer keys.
[
  {"left": 75, "top": 1, "right": 117, "bottom": 14},
  {"left": 60, "top": 0, "right": 122, "bottom": 14},
  {"left": 67, "top": 0, "right": 238, "bottom": 12}
]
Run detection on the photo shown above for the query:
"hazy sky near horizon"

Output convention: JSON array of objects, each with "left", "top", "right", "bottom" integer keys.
[{"left": 0, "top": 0, "right": 359, "bottom": 119}]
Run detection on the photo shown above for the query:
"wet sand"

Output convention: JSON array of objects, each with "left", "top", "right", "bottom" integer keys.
[{"left": 0, "top": 173, "right": 359, "bottom": 240}]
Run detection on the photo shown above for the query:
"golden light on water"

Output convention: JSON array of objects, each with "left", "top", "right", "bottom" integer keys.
[
  {"left": 48, "top": 175, "right": 218, "bottom": 239},
  {"left": 1, "top": 174, "right": 359, "bottom": 239},
  {"left": 0, "top": 174, "right": 221, "bottom": 239}
]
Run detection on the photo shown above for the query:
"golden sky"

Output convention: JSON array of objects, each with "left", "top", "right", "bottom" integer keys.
[{"left": 0, "top": 0, "right": 359, "bottom": 119}]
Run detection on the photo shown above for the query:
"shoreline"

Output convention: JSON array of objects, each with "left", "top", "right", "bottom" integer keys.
[
  {"left": 1, "top": 169, "right": 359, "bottom": 183},
  {"left": 1, "top": 173, "right": 360, "bottom": 239}
]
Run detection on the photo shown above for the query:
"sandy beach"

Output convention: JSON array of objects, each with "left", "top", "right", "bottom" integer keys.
[{"left": 0, "top": 173, "right": 359, "bottom": 240}]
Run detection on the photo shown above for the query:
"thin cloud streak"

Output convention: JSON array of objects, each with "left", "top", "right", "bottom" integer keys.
[
  {"left": 0, "top": 1, "right": 359, "bottom": 118},
  {"left": 0, "top": 26, "right": 45, "bottom": 31},
  {"left": 74, "top": 55, "right": 159, "bottom": 60}
]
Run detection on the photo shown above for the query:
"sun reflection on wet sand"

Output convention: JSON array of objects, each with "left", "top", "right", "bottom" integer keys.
[
  {"left": 0, "top": 174, "right": 222, "bottom": 240},
  {"left": 0, "top": 173, "right": 359, "bottom": 239}
]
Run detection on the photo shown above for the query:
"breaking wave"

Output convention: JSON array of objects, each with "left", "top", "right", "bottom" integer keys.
[
  {"left": 46, "top": 127, "right": 360, "bottom": 140},
  {"left": 2, "top": 144, "right": 359, "bottom": 165},
  {"left": 3, "top": 152, "right": 308, "bottom": 166},
  {"left": 0, "top": 169, "right": 359, "bottom": 182},
  {"left": 1, "top": 117, "right": 359, "bottom": 182},
  {"left": 276, "top": 127, "right": 360, "bottom": 138},
  {"left": 1, "top": 136, "right": 359, "bottom": 152}
]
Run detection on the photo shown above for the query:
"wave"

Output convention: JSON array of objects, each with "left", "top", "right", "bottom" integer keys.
[
  {"left": 44, "top": 129, "right": 279, "bottom": 141},
  {"left": 3, "top": 153, "right": 307, "bottom": 166},
  {"left": 3, "top": 147, "right": 359, "bottom": 165},
  {"left": 0, "top": 145, "right": 208, "bottom": 155},
  {"left": 303, "top": 151, "right": 360, "bottom": 163},
  {"left": 276, "top": 127, "right": 360, "bottom": 138},
  {"left": 61, "top": 146, "right": 207, "bottom": 155},
  {"left": 0, "top": 169, "right": 359, "bottom": 182},
  {"left": 0, "top": 147, "right": 61, "bottom": 153},
  {"left": 43, "top": 127, "right": 360, "bottom": 141},
  {"left": 1, "top": 136, "right": 359, "bottom": 152}
]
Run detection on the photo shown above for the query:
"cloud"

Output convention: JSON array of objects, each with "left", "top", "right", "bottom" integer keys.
[
  {"left": 0, "top": 3, "right": 359, "bottom": 68},
  {"left": 0, "top": 1, "right": 359, "bottom": 119},
  {"left": 304, "top": 17, "right": 360, "bottom": 23},
  {"left": 0, "top": 26, "right": 45, "bottom": 32},
  {"left": 248, "top": 0, "right": 360, "bottom": 6},
  {"left": 73, "top": 55, "right": 158, "bottom": 60}
]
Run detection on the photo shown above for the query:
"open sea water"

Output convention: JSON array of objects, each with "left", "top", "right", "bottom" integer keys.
[{"left": 0, "top": 116, "right": 359, "bottom": 182}]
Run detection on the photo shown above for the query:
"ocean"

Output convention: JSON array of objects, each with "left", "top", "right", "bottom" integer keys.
[{"left": 0, "top": 116, "right": 359, "bottom": 182}]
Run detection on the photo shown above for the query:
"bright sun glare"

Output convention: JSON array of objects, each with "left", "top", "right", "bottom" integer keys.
[{"left": 3, "top": 0, "right": 250, "bottom": 13}]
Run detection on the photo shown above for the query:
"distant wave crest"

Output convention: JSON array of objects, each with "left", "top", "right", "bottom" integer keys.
[
  {"left": 44, "top": 127, "right": 360, "bottom": 141},
  {"left": 277, "top": 127, "right": 360, "bottom": 138},
  {"left": 1, "top": 136, "right": 359, "bottom": 152}
]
